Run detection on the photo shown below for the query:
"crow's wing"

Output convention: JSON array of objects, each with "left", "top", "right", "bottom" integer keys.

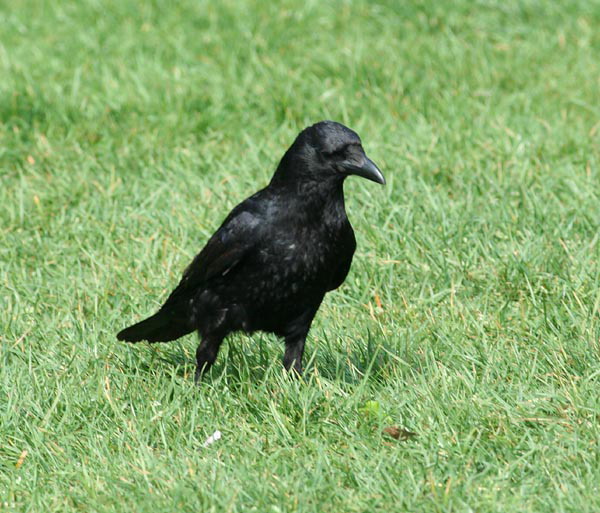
[
  {"left": 162, "top": 209, "right": 262, "bottom": 306},
  {"left": 117, "top": 208, "right": 263, "bottom": 343}
]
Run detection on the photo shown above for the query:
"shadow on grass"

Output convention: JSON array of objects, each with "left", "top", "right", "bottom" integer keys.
[
  {"left": 315, "top": 330, "right": 403, "bottom": 385},
  {"left": 113, "top": 329, "right": 403, "bottom": 387}
]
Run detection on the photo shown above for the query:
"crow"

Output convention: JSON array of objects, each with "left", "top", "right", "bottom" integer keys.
[{"left": 117, "top": 120, "right": 385, "bottom": 380}]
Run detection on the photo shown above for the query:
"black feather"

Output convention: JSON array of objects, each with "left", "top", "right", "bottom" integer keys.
[
  {"left": 117, "top": 120, "right": 384, "bottom": 380},
  {"left": 116, "top": 310, "right": 193, "bottom": 343}
]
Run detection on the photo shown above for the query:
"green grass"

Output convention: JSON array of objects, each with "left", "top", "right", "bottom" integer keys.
[{"left": 2, "top": 0, "right": 600, "bottom": 511}]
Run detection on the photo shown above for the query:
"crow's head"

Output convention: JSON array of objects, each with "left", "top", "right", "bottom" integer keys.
[{"left": 273, "top": 120, "right": 385, "bottom": 186}]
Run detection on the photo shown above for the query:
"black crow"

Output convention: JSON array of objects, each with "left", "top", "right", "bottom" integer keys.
[{"left": 117, "top": 120, "right": 385, "bottom": 380}]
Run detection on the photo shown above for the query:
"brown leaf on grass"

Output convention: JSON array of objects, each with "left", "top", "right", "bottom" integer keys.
[
  {"left": 383, "top": 426, "right": 417, "bottom": 441},
  {"left": 16, "top": 450, "right": 28, "bottom": 469},
  {"left": 374, "top": 293, "right": 382, "bottom": 309}
]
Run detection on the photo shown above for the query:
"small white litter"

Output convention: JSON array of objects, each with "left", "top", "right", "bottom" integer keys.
[{"left": 202, "top": 430, "right": 222, "bottom": 448}]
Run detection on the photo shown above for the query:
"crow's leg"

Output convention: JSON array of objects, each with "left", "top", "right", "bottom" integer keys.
[
  {"left": 283, "top": 332, "right": 307, "bottom": 376},
  {"left": 282, "top": 303, "right": 322, "bottom": 376},
  {"left": 195, "top": 335, "right": 224, "bottom": 382},
  {"left": 283, "top": 325, "right": 310, "bottom": 376}
]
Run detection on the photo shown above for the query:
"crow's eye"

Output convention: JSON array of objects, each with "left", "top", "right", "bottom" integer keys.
[{"left": 322, "top": 147, "right": 347, "bottom": 159}]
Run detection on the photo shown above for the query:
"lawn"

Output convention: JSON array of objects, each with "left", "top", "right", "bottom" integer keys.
[{"left": 2, "top": 0, "right": 600, "bottom": 511}]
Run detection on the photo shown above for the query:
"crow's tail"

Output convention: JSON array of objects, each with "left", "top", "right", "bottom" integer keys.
[{"left": 117, "top": 310, "right": 193, "bottom": 343}]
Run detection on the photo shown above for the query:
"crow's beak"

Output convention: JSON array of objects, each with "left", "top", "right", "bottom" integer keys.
[{"left": 343, "top": 156, "right": 386, "bottom": 185}]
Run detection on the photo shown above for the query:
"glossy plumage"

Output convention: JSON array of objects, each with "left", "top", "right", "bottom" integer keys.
[{"left": 117, "top": 120, "right": 384, "bottom": 380}]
